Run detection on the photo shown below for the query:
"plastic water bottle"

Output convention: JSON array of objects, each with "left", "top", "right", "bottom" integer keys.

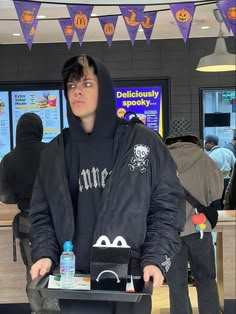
[{"left": 60, "top": 241, "right": 75, "bottom": 289}]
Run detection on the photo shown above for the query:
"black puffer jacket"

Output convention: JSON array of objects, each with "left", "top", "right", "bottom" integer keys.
[{"left": 30, "top": 121, "right": 185, "bottom": 274}]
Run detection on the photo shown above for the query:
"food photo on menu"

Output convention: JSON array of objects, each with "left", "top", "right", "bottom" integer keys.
[
  {"left": 0, "top": 99, "right": 5, "bottom": 114},
  {"left": 11, "top": 89, "right": 61, "bottom": 145}
]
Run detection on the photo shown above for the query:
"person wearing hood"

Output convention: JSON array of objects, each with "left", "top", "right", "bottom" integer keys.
[
  {"left": 164, "top": 118, "right": 224, "bottom": 314},
  {"left": 0, "top": 113, "right": 47, "bottom": 312},
  {"left": 29, "top": 54, "right": 185, "bottom": 314}
]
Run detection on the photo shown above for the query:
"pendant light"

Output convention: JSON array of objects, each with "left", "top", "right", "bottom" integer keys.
[{"left": 196, "top": 9, "right": 236, "bottom": 72}]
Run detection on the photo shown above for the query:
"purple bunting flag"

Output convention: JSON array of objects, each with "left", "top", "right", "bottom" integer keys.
[
  {"left": 217, "top": 0, "right": 236, "bottom": 37},
  {"left": 67, "top": 5, "right": 93, "bottom": 46},
  {"left": 170, "top": 2, "right": 195, "bottom": 42},
  {"left": 59, "top": 19, "right": 74, "bottom": 50},
  {"left": 120, "top": 6, "right": 145, "bottom": 46},
  {"left": 27, "top": 19, "right": 38, "bottom": 50},
  {"left": 141, "top": 11, "right": 157, "bottom": 45},
  {"left": 13, "top": 0, "right": 41, "bottom": 48},
  {"left": 98, "top": 16, "right": 118, "bottom": 47}
]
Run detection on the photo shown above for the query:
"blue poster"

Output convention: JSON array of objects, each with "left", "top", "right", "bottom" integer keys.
[
  {"left": 114, "top": 86, "right": 162, "bottom": 134},
  {"left": 0, "top": 92, "right": 11, "bottom": 160},
  {"left": 11, "top": 90, "right": 61, "bottom": 146}
]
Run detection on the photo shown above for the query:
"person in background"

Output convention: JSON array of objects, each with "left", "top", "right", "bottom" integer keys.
[
  {"left": 0, "top": 113, "right": 52, "bottom": 313},
  {"left": 205, "top": 134, "right": 235, "bottom": 209},
  {"left": 224, "top": 132, "right": 236, "bottom": 157},
  {"left": 224, "top": 162, "right": 236, "bottom": 209},
  {"left": 165, "top": 118, "right": 224, "bottom": 314},
  {"left": 29, "top": 54, "right": 186, "bottom": 314}
]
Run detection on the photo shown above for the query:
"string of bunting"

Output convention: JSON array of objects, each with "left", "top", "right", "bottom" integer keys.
[{"left": 6, "top": 0, "right": 236, "bottom": 49}]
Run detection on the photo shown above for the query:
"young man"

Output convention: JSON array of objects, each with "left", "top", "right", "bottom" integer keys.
[
  {"left": 30, "top": 54, "right": 185, "bottom": 314},
  {"left": 165, "top": 118, "right": 224, "bottom": 314}
]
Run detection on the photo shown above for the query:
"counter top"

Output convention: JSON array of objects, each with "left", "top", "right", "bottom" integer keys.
[{"left": 0, "top": 202, "right": 19, "bottom": 226}]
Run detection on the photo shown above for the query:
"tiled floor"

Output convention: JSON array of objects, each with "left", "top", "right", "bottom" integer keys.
[{"left": 152, "top": 285, "right": 198, "bottom": 314}]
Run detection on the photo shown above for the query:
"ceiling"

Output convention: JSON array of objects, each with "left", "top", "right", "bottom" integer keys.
[{"left": 0, "top": 0, "right": 232, "bottom": 45}]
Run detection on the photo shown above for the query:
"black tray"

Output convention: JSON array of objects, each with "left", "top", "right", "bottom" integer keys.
[{"left": 27, "top": 274, "right": 153, "bottom": 303}]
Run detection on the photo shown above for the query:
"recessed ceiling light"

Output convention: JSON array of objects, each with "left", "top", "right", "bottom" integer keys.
[
  {"left": 12, "top": 33, "right": 21, "bottom": 36},
  {"left": 91, "top": 13, "right": 97, "bottom": 17},
  {"left": 201, "top": 26, "right": 210, "bottom": 29},
  {"left": 37, "top": 15, "right": 47, "bottom": 19}
]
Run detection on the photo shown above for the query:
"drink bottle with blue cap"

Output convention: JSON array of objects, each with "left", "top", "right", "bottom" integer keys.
[{"left": 60, "top": 241, "right": 75, "bottom": 289}]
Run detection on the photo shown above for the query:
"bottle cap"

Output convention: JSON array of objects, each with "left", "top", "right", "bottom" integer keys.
[{"left": 63, "top": 241, "right": 73, "bottom": 251}]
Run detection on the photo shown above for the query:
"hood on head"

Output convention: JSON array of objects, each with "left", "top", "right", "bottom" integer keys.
[
  {"left": 61, "top": 54, "right": 117, "bottom": 140},
  {"left": 165, "top": 117, "right": 199, "bottom": 145},
  {"left": 16, "top": 113, "right": 43, "bottom": 145},
  {"left": 168, "top": 142, "right": 203, "bottom": 174}
]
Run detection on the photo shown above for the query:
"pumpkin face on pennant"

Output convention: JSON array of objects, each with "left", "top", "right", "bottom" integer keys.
[
  {"left": 21, "top": 10, "right": 35, "bottom": 24},
  {"left": 104, "top": 22, "right": 115, "bottom": 35},
  {"left": 64, "top": 25, "right": 74, "bottom": 36},
  {"left": 74, "top": 11, "right": 88, "bottom": 29},
  {"left": 175, "top": 9, "right": 191, "bottom": 22},
  {"left": 228, "top": 7, "right": 236, "bottom": 20}
]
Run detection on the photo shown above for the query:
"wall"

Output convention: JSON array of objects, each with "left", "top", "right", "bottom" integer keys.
[{"left": 0, "top": 37, "right": 235, "bottom": 137}]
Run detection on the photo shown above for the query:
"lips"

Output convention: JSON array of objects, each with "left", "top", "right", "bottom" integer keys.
[{"left": 72, "top": 99, "right": 85, "bottom": 105}]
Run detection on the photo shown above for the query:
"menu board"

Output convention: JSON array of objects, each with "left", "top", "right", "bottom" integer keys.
[
  {"left": 114, "top": 86, "right": 163, "bottom": 135},
  {"left": 0, "top": 92, "right": 11, "bottom": 160},
  {"left": 11, "top": 90, "right": 61, "bottom": 146},
  {"left": 62, "top": 93, "right": 69, "bottom": 128}
]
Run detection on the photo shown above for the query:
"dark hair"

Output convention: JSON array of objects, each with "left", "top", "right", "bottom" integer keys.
[{"left": 62, "top": 55, "right": 97, "bottom": 97}]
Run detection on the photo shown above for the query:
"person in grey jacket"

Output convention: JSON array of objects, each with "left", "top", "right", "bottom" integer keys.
[
  {"left": 165, "top": 118, "right": 224, "bottom": 314},
  {"left": 29, "top": 54, "right": 185, "bottom": 314}
]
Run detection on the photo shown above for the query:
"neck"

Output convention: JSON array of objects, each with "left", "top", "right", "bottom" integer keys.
[{"left": 81, "top": 117, "right": 95, "bottom": 133}]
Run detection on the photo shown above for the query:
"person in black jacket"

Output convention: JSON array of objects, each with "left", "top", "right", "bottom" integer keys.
[
  {"left": 29, "top": 54, "right": 186, "bottom": 314},
  {"left": 224, "top": 162, "right": 236, "bottom": 209},
  {"left": 0, "top": 113, "right": 48, "bottom": 313}
]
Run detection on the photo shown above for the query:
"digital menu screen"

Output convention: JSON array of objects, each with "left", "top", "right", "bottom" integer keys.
[
  {"left": 62, "top": 93, "right": 69, "bottom": 128},
  {"left": 114, "top": 86, "right": 163, "bottom": 136},
  {"left": 11, "top": 90, "right": 61, "bottom": 146},
  {"left": 0, "top": 92, "right": 11, "bottom": 160}
]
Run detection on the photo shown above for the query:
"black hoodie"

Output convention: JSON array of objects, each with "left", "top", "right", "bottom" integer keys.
[
  {"left": 0, "top": 113, "right": 47, "bottom": 212},
  {"left": 62, "top": 55, "right": 119, "bottom": 271}
]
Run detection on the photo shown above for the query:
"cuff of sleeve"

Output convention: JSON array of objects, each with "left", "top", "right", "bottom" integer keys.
[{"left": 141, "top": 255, "right": 171, "bottom": 275}]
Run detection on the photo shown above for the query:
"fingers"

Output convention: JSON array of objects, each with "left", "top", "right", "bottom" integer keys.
[
  {"left": 30, "top": 258, "right": 52, "bottom": 280},
  {"left": 143, "top": 265, "right": 164, "bottom": 289}
]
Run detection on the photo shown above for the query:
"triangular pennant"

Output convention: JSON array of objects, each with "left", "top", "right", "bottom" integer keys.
[
  {"left": 59, "top": 18, "right": 74, "bottom": 50},
  {"left": 13, "top": 0, "right": 41, "bottom": 46},
  {"left": 27, "top": 19, "right": 39, "bottom": 50},
  {"left": 141, "top": 11, "right": 158, "bottom": 45},
  {"left": 119, "top": 6, "right": 145, "bottom": 46},
  {"left": 217, "top": 0, "right": 236, "bottom": 37},
  {"left": 98, "top": 16, "right": 118, "bottom": 47},
  {"left": 170, "top": 2, "right": 195, "bottom": 42},
  {"left": 67, "top": 5, "right": 93, "bottom": 46}
]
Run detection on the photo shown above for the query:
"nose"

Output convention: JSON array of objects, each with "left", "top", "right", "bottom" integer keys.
[{"left": 74, "top": 83, "right": 83, "bottom": 96}]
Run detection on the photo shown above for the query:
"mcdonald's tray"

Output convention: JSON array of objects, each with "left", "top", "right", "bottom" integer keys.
[{"left": 28, "top": 274, "right": 153, "bottom": 303}]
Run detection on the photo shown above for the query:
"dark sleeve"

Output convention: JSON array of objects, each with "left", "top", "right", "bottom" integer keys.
[
  {"left": 141, "top": 144, "right": 186, "bottom": 274},
  {"left": 226, "top": 163, "right": 236, "bottom": 208},
  {"left": 0, "top": 160, "right": 17, "bottom": 204},
  {"left": 29, "top": 171, "right": 60, "bottom": 266}
]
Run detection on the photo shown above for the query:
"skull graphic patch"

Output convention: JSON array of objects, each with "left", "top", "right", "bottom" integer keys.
[{"left": 128, "top": 144, "right": 150, "bottom": 173}]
